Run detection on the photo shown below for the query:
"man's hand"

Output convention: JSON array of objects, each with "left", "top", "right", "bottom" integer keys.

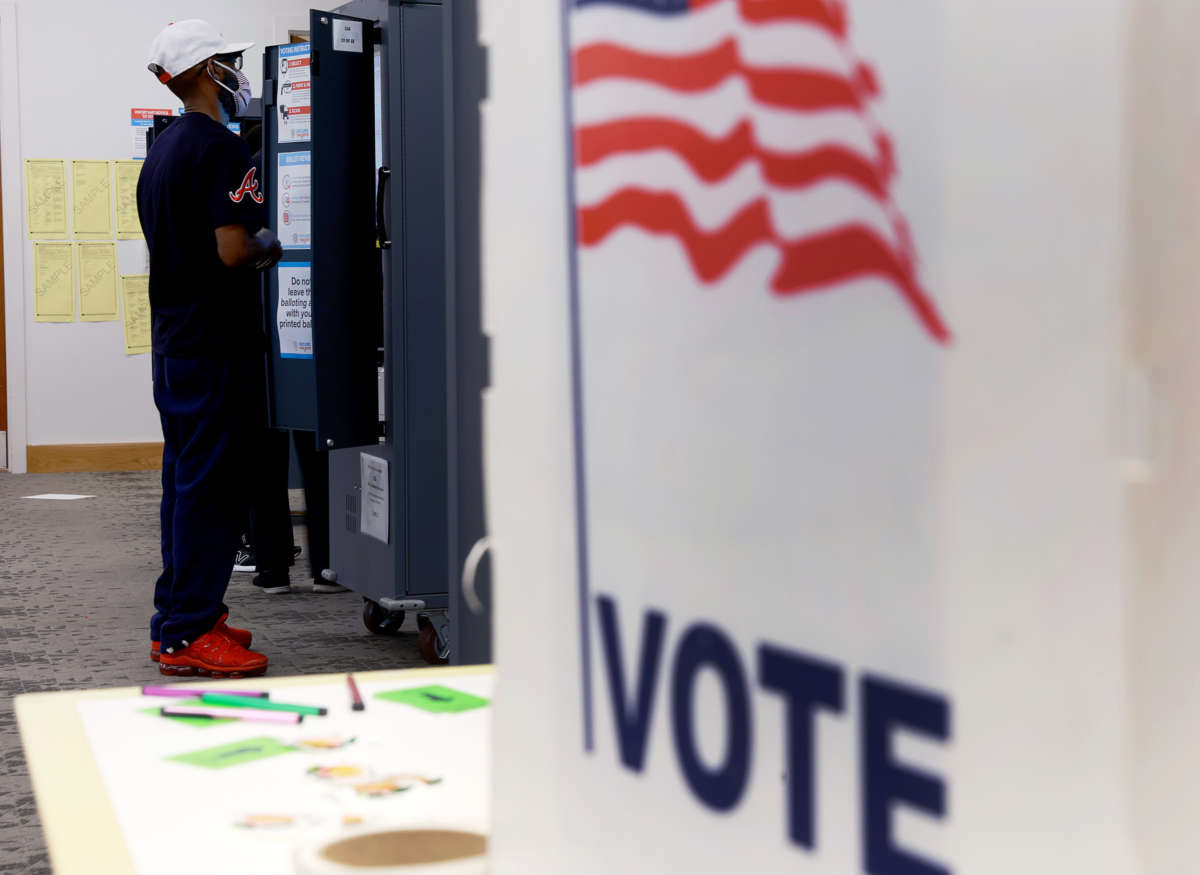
[
  {"left": 253, "top": 228, "right": 283, "bottom": 271},
  {"left": 215, "top": 224, "right": 284, "bottom": 271}
]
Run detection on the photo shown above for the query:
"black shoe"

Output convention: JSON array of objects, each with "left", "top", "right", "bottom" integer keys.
[
  {"left": 237, "top": 543, "right": 299, "bottom": 574},
  {"left": 233, "top": 545, "right": 257, "bottom": 573},
  {"left": 252, "top": 570, "right": 291, "bottom": 594}
]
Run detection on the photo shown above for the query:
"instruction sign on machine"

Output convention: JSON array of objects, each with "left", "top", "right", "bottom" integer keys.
[
  {"left": 276, "top": 261, "right": 312, "bottom": 359},
  {"left": 277, "top": 151, "right": 311, "bottom": 249},
  {"left": 277, "top": 43, "right": 312, "bottom": 143}
]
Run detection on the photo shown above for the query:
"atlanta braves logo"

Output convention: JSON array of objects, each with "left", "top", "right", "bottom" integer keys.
[{"left": 229, "top": 167, "right": 264, "bottom": 204}]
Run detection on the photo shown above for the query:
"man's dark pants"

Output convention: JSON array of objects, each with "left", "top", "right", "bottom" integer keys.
[{"left": 150, "top": 353, "right": 254, "bottom": 651}]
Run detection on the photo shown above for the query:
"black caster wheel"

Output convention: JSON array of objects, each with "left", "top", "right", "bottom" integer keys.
[
  {"left": 417, "top": 616, "right": 450, "bottom": 665},
  {"left": 362, "top": 598, "right": 406, "bottom": 636}
]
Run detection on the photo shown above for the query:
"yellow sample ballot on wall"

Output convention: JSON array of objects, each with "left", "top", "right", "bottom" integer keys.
[
  {"left": 121, "top": 274, "right": 152, "bottom": 354},
  {"left": 114, "top": 160, "right": 143, "bottom": 240},
  {"left": 33, "top": 242, "right": 75, "bottom": 322},
  {"left": 77, "top": 242, "right": 119, "bottom": 322},
  {"left": 25, "top": 159, "right": 68, "bottom": 239},
  {"left": 71, "top": 160, "right": 113, "bottom": 238}
]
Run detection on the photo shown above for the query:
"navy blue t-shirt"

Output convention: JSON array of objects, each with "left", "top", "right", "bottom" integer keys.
[{"left": 136, "top": 113, "right": 266, "bottom": 357}]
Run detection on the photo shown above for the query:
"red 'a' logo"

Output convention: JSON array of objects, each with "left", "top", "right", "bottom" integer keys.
[{"left": 229, "top": 167, "right": 264, "bottom": 204}]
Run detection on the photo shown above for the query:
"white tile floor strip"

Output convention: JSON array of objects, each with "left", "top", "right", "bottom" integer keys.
[{"left": 22, "top": 494, "right": 96, "bottom": 501}]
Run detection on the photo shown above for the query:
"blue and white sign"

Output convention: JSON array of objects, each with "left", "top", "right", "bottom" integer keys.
[
  {"left": 276, "top": 261, "right": 312, "bottom": 359},
  {"left": 277, "top": 151, "right": 311, "bottom": 250}
]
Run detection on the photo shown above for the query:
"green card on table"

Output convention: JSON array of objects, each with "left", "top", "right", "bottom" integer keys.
[
  {"left": 167, "top": 736, "right": 296, "bottom": 769},
  {"left": 375, "top": 685, "right": 490, "bottom": 714}
]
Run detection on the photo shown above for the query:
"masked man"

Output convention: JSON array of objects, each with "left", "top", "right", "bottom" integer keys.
[{"left": 138, "top": 20, "right": 282, "bottom": 677}]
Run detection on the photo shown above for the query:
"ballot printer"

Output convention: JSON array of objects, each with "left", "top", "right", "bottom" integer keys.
[{"left": 259, "top": 1, "right": 490, "bottom": 665}]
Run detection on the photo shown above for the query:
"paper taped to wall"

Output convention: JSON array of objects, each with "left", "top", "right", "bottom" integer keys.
[
  {"left": 78, "top": 243, "right": 119, "bottom": 322},
  {"left": 25, "top": 160, "right": 68, "bottom": 239},
  {"left": 32, "top": 242, "right": 75, "bottom": 322},
  {"left": 114, "top": 161, "right": 143, "bottom": 240},
  {"left": 121, "top": 274, "right": 152, "bottom": 354},
  {"left": 71, "top": 160, "right": 112, "bottom": 238}
]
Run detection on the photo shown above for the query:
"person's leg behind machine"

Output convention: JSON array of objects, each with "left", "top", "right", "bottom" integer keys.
[
  {"left": 293, "top": 430, "right": 346, "bottom": 593},
  {"left": 248, "top": 425, "right": 298, "bottom": 594}
]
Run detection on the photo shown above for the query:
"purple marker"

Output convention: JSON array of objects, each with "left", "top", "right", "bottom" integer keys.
[
  {"left": 142, "top": 686, "right": 267, "bottom": 699},
  {"left": 162, "top": 705, "right": 302, "bottom": 725}
]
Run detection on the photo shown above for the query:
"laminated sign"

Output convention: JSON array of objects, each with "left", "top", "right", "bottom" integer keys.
[
  {"left": 277, "top": 151, "right": 312, "bottom": 249},
  {"left": 276, "top": 261, "right": 313, "bottom": 359},
  {"left": 277, "top": 44, "right": 312, "bottom": 144}
]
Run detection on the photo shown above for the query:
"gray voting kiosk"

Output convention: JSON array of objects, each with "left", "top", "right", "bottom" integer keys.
[{"left": 260, "top": 1, "right": 491, "bottom": 665}]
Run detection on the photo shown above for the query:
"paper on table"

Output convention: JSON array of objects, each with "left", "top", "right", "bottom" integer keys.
[
  {"left": 33, "top": 242, "right": 75, "bottom": 322},
  {"left": 114, "top": 161, "right": 143, "bottom": 240},
  {"left": 78, "top": 242, "right": 119, "bottom": 322},
  {"left": 167, "top": 736, "right": 297, "bottom": 769},
  {"left": 71, "top": 160, "right": 113, "bottom": 238},
  {"left": 374, "top": 686, "right": 490, "bottom": 714},
  {"left": 24, "top": 159, "right": 68, "bottom": 238},
  {"left": 121, "top": 274, "right": 151, "bottom": 354}
]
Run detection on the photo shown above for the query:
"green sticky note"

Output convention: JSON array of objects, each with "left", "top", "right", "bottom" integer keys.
[
  {"left": 375, "top": 685, "right": 490, "bottom": 714},
  {"left": 167, "top": 736, "right": 297, "bottom": 769},
  {"left": 141, "top": 698, "right": 237, "bottom": 728}
]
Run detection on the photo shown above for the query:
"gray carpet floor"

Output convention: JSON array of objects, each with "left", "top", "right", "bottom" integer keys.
[{"left": 0, "top": 470, "right": 423, "bottom": 873}]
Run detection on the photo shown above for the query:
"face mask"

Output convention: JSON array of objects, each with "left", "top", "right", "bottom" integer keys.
[{"left": 210, "top": 59, "right": 252, "bottom": 117}]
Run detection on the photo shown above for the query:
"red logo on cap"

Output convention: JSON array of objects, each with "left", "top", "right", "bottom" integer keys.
[{"left": 229, "top": 167, "right": 264, "bottom": 205}]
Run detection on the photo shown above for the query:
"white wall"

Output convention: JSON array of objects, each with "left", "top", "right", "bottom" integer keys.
[{"left": 1, "top": 0, "right": 313, "bottom": 470}]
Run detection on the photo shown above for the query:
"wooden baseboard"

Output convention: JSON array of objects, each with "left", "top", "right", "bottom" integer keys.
[{"left": 27, "top": 442, "right": 163, "bottom": 473}]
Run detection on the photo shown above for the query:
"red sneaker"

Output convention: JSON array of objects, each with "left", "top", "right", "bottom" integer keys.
[
  {"left": 158, "top": 627, "right": 268, "bottom": 679},
  {"left": 150, "top": 615, "right": 251, "bottom": 662}
]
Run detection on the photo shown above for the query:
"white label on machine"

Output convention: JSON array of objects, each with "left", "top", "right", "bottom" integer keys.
[
  {"left": 276, "top": 261, "right": 312, "bottom": 359},
  {"left": 333, "top": 19, "right": 363, "bottom": 53},
  {"left": 360, "top": 453, "right": 389, "bottom": 543},
  {"left": 277, "top": 151, "right": 311, "bottom": 249},
  {"left": 277, "top": 44, "right": 312, "bottom": 143}
]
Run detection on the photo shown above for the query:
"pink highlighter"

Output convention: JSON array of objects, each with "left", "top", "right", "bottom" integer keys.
[{"left": 142, "top": 686, "right": 267, "bottom": 699}]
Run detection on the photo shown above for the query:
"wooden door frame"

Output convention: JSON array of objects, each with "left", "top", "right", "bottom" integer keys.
[{"left": 0, "top": 0, "right": 27, "bottom": 473}]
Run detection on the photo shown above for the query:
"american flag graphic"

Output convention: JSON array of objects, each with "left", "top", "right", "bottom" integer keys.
[{"left": 566, "top": 0, "right": 950, "bottom": 343}]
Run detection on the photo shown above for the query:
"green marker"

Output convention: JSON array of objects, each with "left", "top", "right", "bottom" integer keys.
[{"left": 200, "top": 692, "right": 328, "bottom": 716}]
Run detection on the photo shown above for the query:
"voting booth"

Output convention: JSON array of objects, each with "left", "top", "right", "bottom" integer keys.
[
  {"left": 260, "top": 1, "right": 491, "bottom": 665},
  {"left": 479, "top": 0, "right": 1198, "bottom": 873}
]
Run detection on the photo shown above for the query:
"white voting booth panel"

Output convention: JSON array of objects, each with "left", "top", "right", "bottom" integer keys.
[{"left": 481, "top": 1, "right": 1191, "bottom": 873}]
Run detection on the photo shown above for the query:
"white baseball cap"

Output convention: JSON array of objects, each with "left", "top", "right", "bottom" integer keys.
[{"left": 147, "top": 19, "right": 253, "bottom": 84}]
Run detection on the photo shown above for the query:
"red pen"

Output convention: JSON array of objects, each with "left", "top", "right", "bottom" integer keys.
[{"left": 347, "top": 673, "right": 364, "bottom": 711}]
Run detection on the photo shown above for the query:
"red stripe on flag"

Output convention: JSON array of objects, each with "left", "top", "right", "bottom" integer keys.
[
  {"left": 576, "top": 117, "right": 887, "bottom": 198},
  {"left": 573, "top": 39, "right": 860, "bottom": 113},
  {"left": 578, "top": 188, "right": 949, "bottom": 343},
  {"left": 688, "top": 0, "right": 846, "bottom": 36}
]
